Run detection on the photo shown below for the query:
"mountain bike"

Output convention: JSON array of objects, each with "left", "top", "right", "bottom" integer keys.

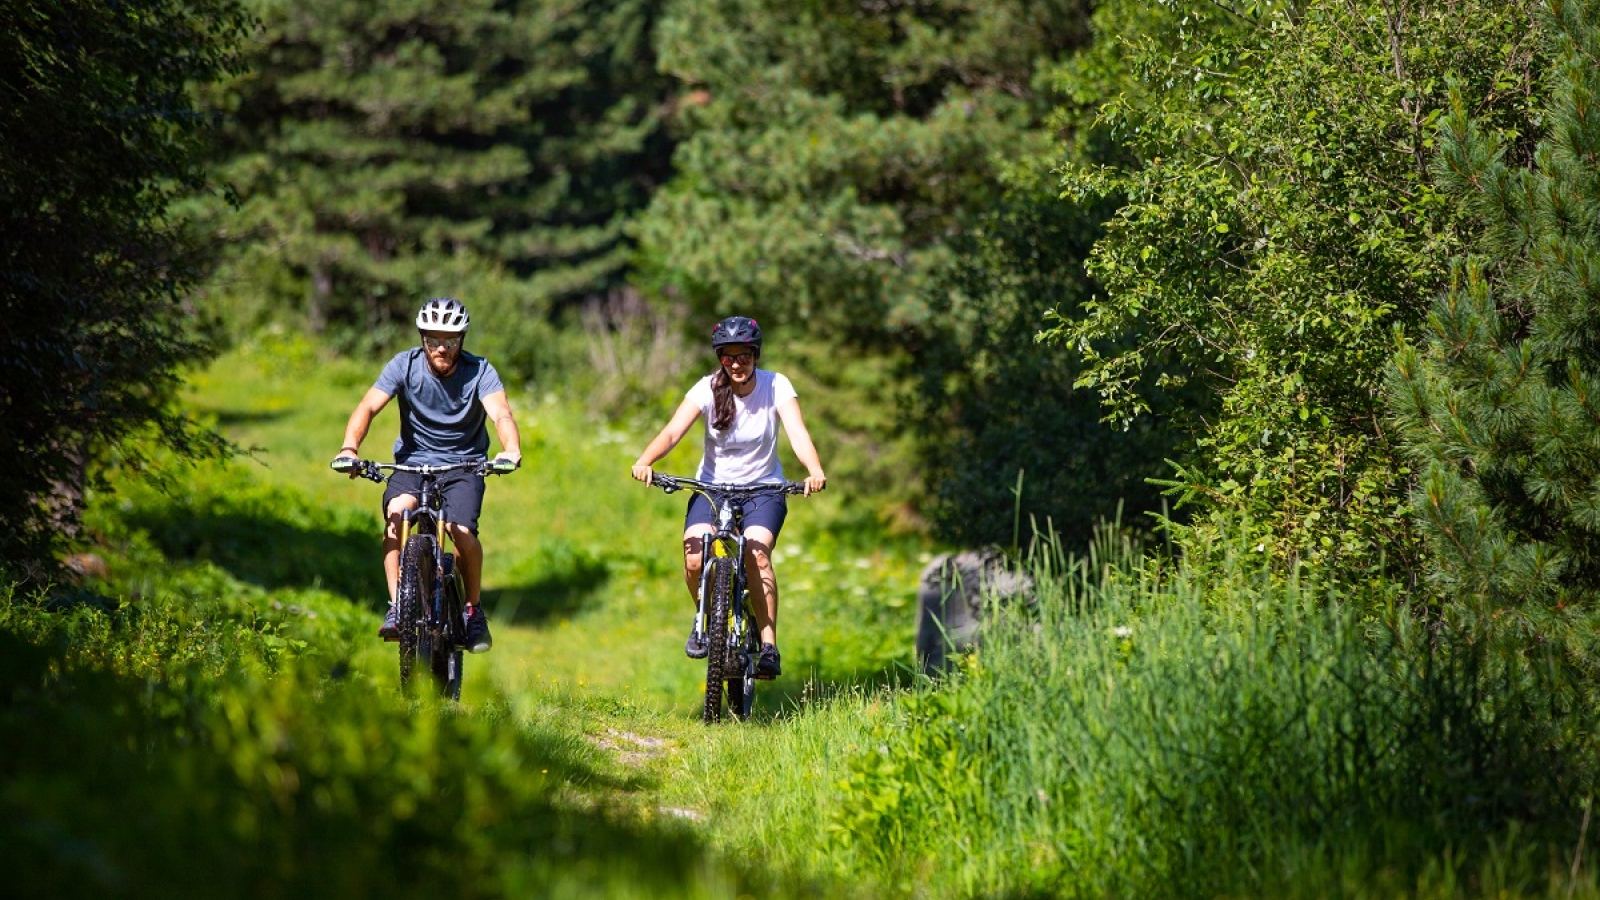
[
  {"left": 332, "top": 457, "right": 515, "bottom": 699},
  {"left": 649, "top": 475, "right": 806, "bottom": 723}
]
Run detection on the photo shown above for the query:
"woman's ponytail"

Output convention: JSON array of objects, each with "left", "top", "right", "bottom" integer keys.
[{"left": 711, "top": 367, "right": 735, "bottom": 431}]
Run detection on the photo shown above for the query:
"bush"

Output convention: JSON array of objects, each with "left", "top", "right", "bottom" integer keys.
[{"left": 0, "top": 580, "right": 766, "bottom": 899}]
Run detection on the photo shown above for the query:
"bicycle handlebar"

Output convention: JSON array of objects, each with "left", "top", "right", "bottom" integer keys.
[
  {"left": 649, "top": 474, "right": 807, "bottom": 498},
  {"left": 330, "top": 457, "right": 516, "bottom": 483}
]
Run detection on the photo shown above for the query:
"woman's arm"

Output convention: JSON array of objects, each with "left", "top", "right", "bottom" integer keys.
[
  {"left": 776, "top": 396, "right": 826, "bottom": 495},
  {"left": 631, "top": 398, "right": 703, "bottom": 483}
]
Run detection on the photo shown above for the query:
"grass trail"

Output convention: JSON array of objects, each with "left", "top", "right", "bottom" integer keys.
[{"left": 180, "top": 337, "right": 927, "bottom": 816}]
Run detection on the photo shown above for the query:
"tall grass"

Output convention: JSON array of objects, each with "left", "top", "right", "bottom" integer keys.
[{"left": 822, "top": 530, "right": 1600, "bottom": 898}]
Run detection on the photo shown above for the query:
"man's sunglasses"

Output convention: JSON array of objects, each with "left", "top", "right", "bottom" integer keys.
[
  {"left": 422, "top": 336, "right": 462, "bottom": 351},
  {"left": 719, "top": 352, "right": 754, "bottom": 367}
]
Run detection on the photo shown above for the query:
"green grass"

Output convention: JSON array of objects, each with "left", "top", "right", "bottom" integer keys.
[
  {"left": 816, "top": 532, "right": 1600, "bottom": 899},
  {"left": 37, "top": 335, "right": 1600, "bottom": 899},
  {"left": 21, "top": 336, "right": 934, "bottom": 896},
  {"left": 1, "top": 582, "right": 772, "bottom": 900},
  {"left": 179, "top": 334, "right": 922, "bottom": 710}
]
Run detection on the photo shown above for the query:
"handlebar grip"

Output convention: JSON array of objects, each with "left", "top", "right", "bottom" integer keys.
[
  {"left": 488, "top": 458, "right": 517, "bottom": 475},
  {"left": 331, "top": 457, "right": 385, "bottom": 483}
]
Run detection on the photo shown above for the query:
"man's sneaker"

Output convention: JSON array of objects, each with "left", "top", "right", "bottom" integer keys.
[
  {"left": 755, "top": 642, "right": 781, "bottom": 680},
  {"left": 463, "top": 604, "right": 492, "bottom": 654},
  {"left": 685, "top": 619, "right": 708, "bottom": 660},
  {"left": 378, "top": 604, "right": 400, "bottom": 642}
]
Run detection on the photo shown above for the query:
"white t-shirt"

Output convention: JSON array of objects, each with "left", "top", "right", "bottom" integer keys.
[{"left": 686, "top": 368, "right": 797, "bottom": 484}]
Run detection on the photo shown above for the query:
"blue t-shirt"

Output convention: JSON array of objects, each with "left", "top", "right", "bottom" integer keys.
[{"left": 373, "top": 348, "right": 506, "bottom": 464}]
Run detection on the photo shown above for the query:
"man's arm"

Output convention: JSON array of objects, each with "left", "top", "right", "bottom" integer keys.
[
  {"left": 481, "top": 390, "right": 521, "bottom": 466},
  {"left": 339, "top": 387, "right": 393, "bottom": 458}
]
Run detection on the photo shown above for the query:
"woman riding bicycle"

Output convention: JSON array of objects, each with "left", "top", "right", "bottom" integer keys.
[{"left": 631, "top": 316, "right": 827, "bottom": 679}]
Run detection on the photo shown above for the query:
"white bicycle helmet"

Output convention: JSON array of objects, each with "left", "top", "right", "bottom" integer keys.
[{"left": 415, "top": 297, "right": 470, "bottom": 332}]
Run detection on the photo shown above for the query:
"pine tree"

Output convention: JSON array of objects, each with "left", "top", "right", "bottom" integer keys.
[
  {"left": 634, "top": 0, "right": 1093, "bottom": 345},
  {"left": 198, "top": 0, "right": 672, "bottom": 362},
  {"left": 1389, "top": 0, "right": 1600, "bottom": 609}
]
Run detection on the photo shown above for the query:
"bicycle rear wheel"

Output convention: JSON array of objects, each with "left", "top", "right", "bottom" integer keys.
[
  {"left": 725, "top": 579, "right": 757, "bottom": 720},
  {"left": 433, "top": 554, "right": 465, "bottom": 701},
  {"left": 703, "top": 554, "right": 735, "bottom": 724},
  {"left": 397, "top": 533, "right": 437, "bottom": 693}
]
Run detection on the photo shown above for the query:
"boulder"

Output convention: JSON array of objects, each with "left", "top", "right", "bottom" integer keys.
[{"left": 914, "top": 548, "right": 1033, "bottom": 675}]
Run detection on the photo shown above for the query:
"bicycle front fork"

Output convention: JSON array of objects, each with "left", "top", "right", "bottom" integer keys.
[
  {"left": 693, "top": 536, "right": 712, "bottom": 638},
  {"left": 693, "top": 535, "right": 748, "bottom": 647}
]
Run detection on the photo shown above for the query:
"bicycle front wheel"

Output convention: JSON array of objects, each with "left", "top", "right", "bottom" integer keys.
[
  {"left": 703, "top": 554, "right": 735, "bottom": 724},
  {"left": 396, "top": 533, "right": 438, "bottom": 693}
]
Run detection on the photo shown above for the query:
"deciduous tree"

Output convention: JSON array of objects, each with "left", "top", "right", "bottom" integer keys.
[{"left": 1045, "top": 0, "right": 1545, "bottom": 574}]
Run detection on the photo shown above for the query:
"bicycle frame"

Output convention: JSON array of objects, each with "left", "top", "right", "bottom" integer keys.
[
  {"left": 399, "top": 480, "right": 468, "bottom": 695},
  {"left": 694, "top": 499, "right": 752, "bottom": 680},
  {"left": 334, "top": 457, "right": 510, "bottom": 699},
  {"left": 397, "top": 478, "right": 449, "bottom": 568}
]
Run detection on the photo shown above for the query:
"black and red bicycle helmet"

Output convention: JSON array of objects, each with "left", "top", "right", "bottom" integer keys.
[{"left": 710, "top": 315, "right": 762, "bottom": 357}]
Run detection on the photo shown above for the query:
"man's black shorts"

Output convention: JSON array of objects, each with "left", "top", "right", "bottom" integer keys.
[{"left": 382, "top": 469, "right": 486, "bottom": 533}]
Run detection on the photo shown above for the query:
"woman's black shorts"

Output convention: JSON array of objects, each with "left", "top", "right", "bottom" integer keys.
[{"left": 685, "top": 490, "right": 788, "bottom": 541}]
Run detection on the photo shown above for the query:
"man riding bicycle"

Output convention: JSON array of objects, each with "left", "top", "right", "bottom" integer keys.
[{"left": 335, "top": 297, "right": 522, "bottom": 653}]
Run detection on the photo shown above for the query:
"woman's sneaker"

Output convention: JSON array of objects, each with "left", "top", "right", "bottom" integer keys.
[
  {"left": 378, "top": 604, "right": 399, "bottom": 641},
  {"left": 463, "top": 604, "right": 492, "bottom": 653},
  {"left": 685, "top": 619, "right": 708, "bottom": 659},
  {"left": 755, "top": 643, "right": 781, "bottom": 679}
]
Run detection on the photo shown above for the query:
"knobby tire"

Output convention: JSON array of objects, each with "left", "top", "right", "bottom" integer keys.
[
  {"left": 725, "top": 573, "right": 756, "bottom": 721},
  {"left": 703, "top": 555, "right": 734, "bottom": 724},
  {"left": 435, "top": 553, "right": 464, "bottom": 701},
  {"left": 397, "top": 533, "right": 437, "bottom": 694}
]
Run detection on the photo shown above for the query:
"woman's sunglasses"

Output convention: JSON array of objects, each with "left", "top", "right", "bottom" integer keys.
[{"left": 719, "top": 352, "right": 754, "bottom": 367}]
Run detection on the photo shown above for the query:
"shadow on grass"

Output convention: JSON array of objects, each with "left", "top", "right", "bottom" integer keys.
[
  {"left": 212, "top": 408, "right": 292, "bottom": 428},
  {"left": 483, "top": 538, "right": 612, "bottom": 626},
  {"left": 131, "top": 508, "right": 383, "bottom": 606},
  {"left": 690, "top": 658, "right": 917, "bottom": 726}
]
